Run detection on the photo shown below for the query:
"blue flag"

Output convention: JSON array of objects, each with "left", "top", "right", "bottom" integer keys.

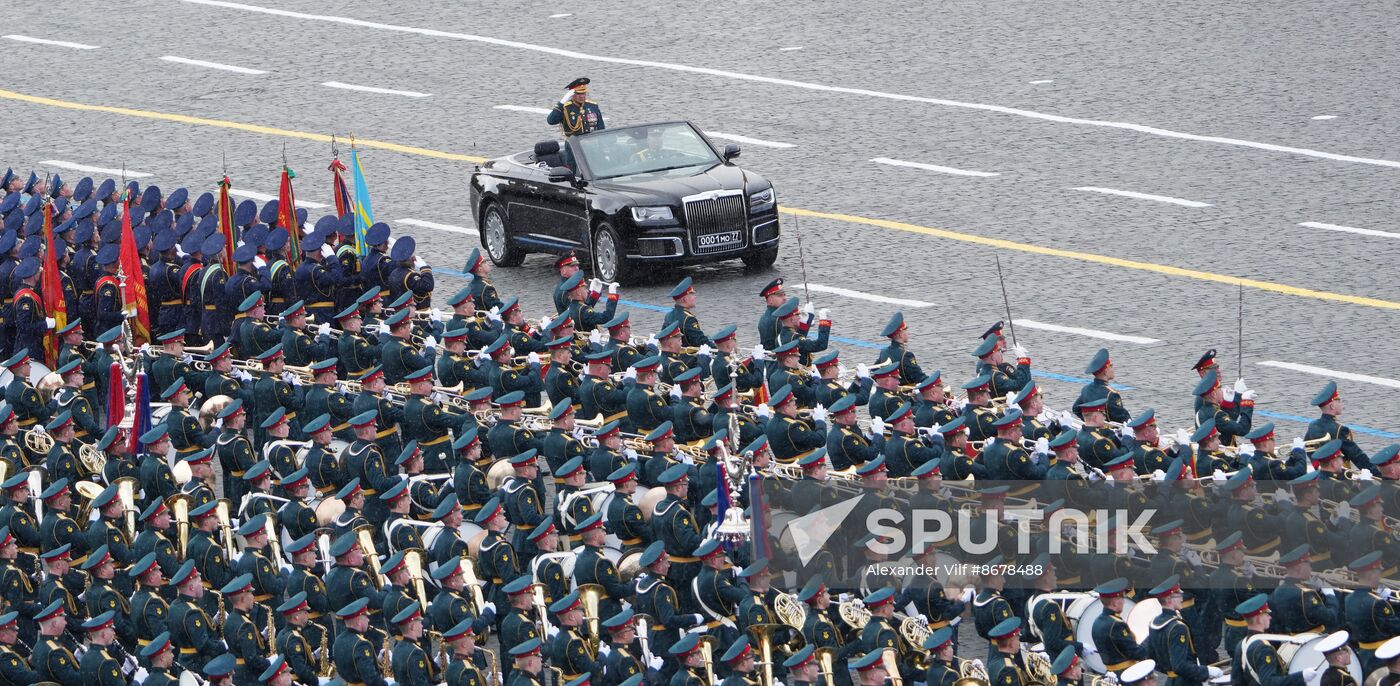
[{"left": 350, "top": 148, "right": 375, "bottom": 257}]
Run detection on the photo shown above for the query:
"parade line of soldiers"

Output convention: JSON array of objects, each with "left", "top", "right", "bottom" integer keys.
[{"left": 0, "top": 165, "right": 1398, "bottom": 686}]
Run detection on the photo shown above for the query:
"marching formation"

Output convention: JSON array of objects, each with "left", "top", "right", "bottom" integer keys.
[{"left": 0, "top": 159, "right": 1396, "bottom": 686}]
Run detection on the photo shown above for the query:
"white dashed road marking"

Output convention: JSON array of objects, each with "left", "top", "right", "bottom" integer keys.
[
  {"left": 1257, "top": 361, "right": 1400, "bottom": 390},
  {"left": 1298, "top": 221, "right": 1400, "bottom": 240},
  {"left": 871, "top": 157, "right": 999, "bottom": 177},
  {"left": 3, "top": 35, "right": 99, "bottom": 50},
  {"left": 160, "top": 55, "right": 267, "bottom": 74},
  {"left": 397, "top": 218, "right": 480, "bottom": 236},
  {"left": 1073, "top": 186, "right": 1211, "bottom": 208},
  {"left": 1012, "top": 319, "right": 1161, "bottom": 344},
  {"left": 321, "top": 81, "right": 430, "bottom": 98},
  {"left": 804, "top": 284, "right": 935, "bottom": 308},
  {"left": 39, "top": 161, "right": 152, "bottom": 177}
]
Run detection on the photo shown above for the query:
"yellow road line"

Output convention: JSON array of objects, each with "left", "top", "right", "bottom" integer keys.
[
  {"left": 781, "top": 207, "right": 1400, "bottom": 311},
  {"left": 0, "top": 88, "right": 488, "bottom": 163},
  {"left": 3, "top": 87, "right": 1397, "bottom": 311}
]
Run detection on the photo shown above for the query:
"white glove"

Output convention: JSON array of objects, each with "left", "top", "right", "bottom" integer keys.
[
  {"left": 802, "top": 303, "right": 814, "bottom": 317},
  {"left": 1184, "top": 549, "right": 1202, "bottom": 566},
  {"left": 589, "top": 329, "right": 602, "bottom": 346},
  {"left": 1241, "top": 390, "right": 1256, "bottom": 401},
  {"left": 1239, "top": 443, "right": 1256, "bottom": 457},
  {"left": 546, "top": 625, "right": 560, "bottom": 638},
  {"left": 230, "top": 550, "right": 243, "bottom": 563},
  {"left": 1334, "top": 500, "right": 1353, "bottom": 525},
  {"left": 539, "top": 315, "right": 552, "bottom": 331},
  {"left": 1176, "top": 429, "right": 1191, "bottom": 446},
  {"left": 1212, "top": 470, "right": 1226, "bottom": 482},
  {"left": 837, "top": 593, "right": 852, "bottom": 603},
  {"left": 1292, "top": 436, "right": 1305, "bottom": 452},
  {"left": 139, "top": 343, "right": 152, "bottom": 356},
  {"left": 645, "top": 335, "right": 659, "bottom": 349},
  {"left": 1208, "top": 666, "right": 1224, "bottom": 679},
  {"left": 649, "top": 656, "right": 665, "bottom": 671},
  {"left": 45, "top": 317, "right": 55, "bottom": 329},
  {"left": 1151, "top": 469, "right": 1166, "bottom": 481},
  {"left": 180, "top": 353, "right": 193, "bottom": 364},
  {"left": 413, "top": 256, "right": 427, "bottom": 270},
  {"left": 811, "top": 404, "right": 828, "bottom": 423},
  {"left": 559, "top": 91, "right": 574, "bottom": 105},
  {"left": 1088, "top": 471, "right": 1103, "bottom": 482},
  {"left": 431, "top": 309, "right": 443, "bottom": 323},
  {"left": 669, "top": 385, "right": 682, "bottom": 400},
  {"left": 253, "top": 255, "right": 267, "bottom": 269},
  {"left": 320, "top": 678, "right": 332, "bottom": 686},
  {"left": 377, "top": 323, "right": 389, "bottom": 336},
  {"left": 1303, "top": 665, "right": 1326, "bottom": 682},
  {"left": 599, "top": 642, "right": 612, "bottom": 657},
  {"left": 960, "top": 587, "right": 975, "bottom": 603},
  {"left": 817, "top": 308, "right": 829, "bottom": 320},
  {"left": 1382, "top": 587, "right": 1393, "bottom": 601},
  {"left": 317, "top": 322, "right": 331, "bottom": 337},
  {"left": 697, "top": 344, "right": 711, "bottom": 358},
  {"left": 1242, "top": 561, "right": 1256, "bottom": 578},
  {"left": 856, "top": 363, "right": 870, "bottom": 379},
  {"left": 432, "top": 391, "right": 448, "bottom": 404},
  {"left": 424, "top": 335, "right": 438, "bottom": 351},
  {"left": 1004, "top": 392, "right": 1017, "bottom": 409},
  {"left": 589, "top": 278, "right": 602, "bottom": 293},
  {"left": 1082, "top": 645, "right": 1098, "bottom": 657},
  {"left": 624, "top": 448, "right": 638, "bottom": 460},
  {"left": 751, "top": 345, "right": 766, "bottom": 361},
  {"left": 135, "top": 667, "right": 149, "bottom": 682},
  {"left": 869, "top": 416, "right": 886, "bottom": 436},
  {"left": 755, "top": 403, "right": 771, "bottom": 419},
  {"left": 608, "top": 283, "right": 618, "bottom": 296},
  {"left": 213, "top": 418, "right": 224, "bottom": 430},
  {"left": 1012, "top": 343, "right": 1029, "bottom": 359},
  {"left": 774, "top": 680, "right": 786, "bottom": 686},
  {"left": 526, "top": 351, "right": 540, "bottom": 365},
  {"left": 680, "top": 450, "right": 693, "bottom": 466},
  {"left": 235, "top": 369, "right": 252, "bottom": 383},
  {"left": 929, "top": 422, "right": 942, "bottom": 435},
  {"left": 1034, "top": 437, "right": 1049, "bottom": 455},
  {"left": 1274, "top": 488, "right": 1294, "bottom": 506},
  {"left": 1234, "top": 378, "right": 1248, "bottom": 395},
  {"left": 280, "top": 563, "right": 293, "bottom": 575},
  {"left": 281, "top": 371, "right": 296, "bottom": 385},
  {"left": 623, "top": 367, "right": 637, "bottom": 382},
  {"left": 572, "top": 425, "right": 586, "bottom": 439},
  {"left": 291, "top": 374, "right": 303, "bottom": 387},
  {"left": 487, "top": 306, "right": 501, "bottom": 322},
  {"left": 1223, "top": 389, "right": 1237, "bottom": 403},
  {"left": 320, "top": 245, "right": 334, "bottom": 259}
]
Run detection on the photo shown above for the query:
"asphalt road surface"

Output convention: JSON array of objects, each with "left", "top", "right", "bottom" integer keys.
[{"left": 2, "top": 0, "right": 1398, "bottom": 450}]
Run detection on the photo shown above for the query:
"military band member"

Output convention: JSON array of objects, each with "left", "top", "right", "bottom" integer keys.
[
  {"left": 390, "top": 601, "right": 437, "bottom": 686},
  {"left": 283, "top": 534, "right": 332, "bottom": 648},
  {"left": 1146, "top": 574, "right": 1221, "bottom": 686},
  {"left": 601, "top": 607, "right": 651, "bottom": 686},
  {"left": 923, "top": 626, "right": 960, "bottom": 686},
  {"left": 81, "top": 544, "right": 136, "bottom": 647},
  {"left": 1240, "top": 423, "right": 1307, "bottom": 481},
  {"left": 507, "top": 637, "right": 546, "bottom": 686},
  {"left": 710, "top": 325, "right": 764, "bottom": 394},
  {"left": 0, "top": 409, "right": 25, "bottom": 475},
  {"left": 1343, "top": 552, "right": 1400, "bottom": 674},
  {"left": 1194, "top": 370, "right": 1253, "bottom": 447},
  {"left": 885, "top": 401, "right": 941, "bottom": 478},
  {"left": 445, "top": 615, "right": 490, "bottom": 686},
  {"left": 204, "top": 652, "right": 239, "bottom": 684},
  {"left": 130, "top": 552, "right": 170, "bottom": 647},
  {"left": 826, "top": 394, "right": 883, "bottom": 472},
  {"left": 1091, "top": 578, "right": 1147, "bottom": 674},
  {"left": 973, "top": 333, "right": 1031, "bottom": 396},
  {"left": 1051, "top": 646, "right": 1083, "bottom": 686},
  {"left": 626, "top": 356, "right": 673, "bottom": 435},
  {"left": 1306, "top": 382, "right": 1372, "bottom": 471},
  {"left": 1074, "top": 349, "right": 1129, "bottom": 423},
  {"left": 52, "top": 359, "right": 101, "bottom": 443},
  {"left": 38, "top": 479, "right": 87, "bottom": 565},
  {"left": 847, "top": 315, "right": 910, "bottom": 396},
  {"left": 476, "top": 497, "right": 521, "bottom": 611},
  {"left": 334, "top": 598, "right": 390, "bottom": 686},
  {"left": 185, "top": 499, "right": 232, "bottom": 593},
  {"left": 178, "top": 448, "right": 218, "bottom": 508},
  {"left": 765, "top": 384, "right": 827, "bottom": 464},
  {"left": 32, "top": 598, "right": 80, "bottom": 685},
  {"left": 43, "top": 411, "right": 83, "bottom": 488},
  {"left": 1270, "top": 544, "right": 1340, "bottom": 634},
  {"left": 667, "top": 632, "right": 707, "bottom": 686},
  {"left": 548, "top": 589, "right": 605, "bottom": 681},
  {"left": 326, "top": 532, "right": 389, "bottom": 628},
  {"left": 167, "top": 560, "right": 223, "bottom": 674},
  {"left": 986, "top": 617, "right": 1029, "bottom": 686},
  {"left": 1371, "top": 639, "right": 1400, "bottom": 686},
  {"left": 1316, "top": 632, "right": 1359, "bottom": 686},
  {"left": 1231, "top": 594, "right": 1306, "bottom": 686},
  {"left": 232, "top": 292, "right": 281, "bottom": 362},
  {"left": 138, "top": 631, "right": 178, "bottom": 686},
  {"left": 336, "top": 305, "right": 383, "bottom": 379}
]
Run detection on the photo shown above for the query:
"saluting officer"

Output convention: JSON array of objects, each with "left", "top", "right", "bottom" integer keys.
[{"left": 548, "top": 78, "right": 606, "bottom": 136}]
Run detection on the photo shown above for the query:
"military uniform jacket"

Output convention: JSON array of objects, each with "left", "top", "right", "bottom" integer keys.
[
  {"left": 86, "top": 578, "right": 135, "bottom": 645},
  {"left": 580, "top": 374, "right": 629, "bottom": 425},
  {"left": 1073, "top": 379, "right": 1130, "bottom": 424},
  {"left": 927, "top": 659, "right": 959, "bottom": 686},
  {"left": 823, "top": 423, "right": 880, "bottom": 472},
  {"left": 85, "top": 517, "right": 132, "bottom": 567},
  {"left": 1149, "top": 610, "right": 1209, "bottom": 684},
  {"left": 278, "top": 624, "right": 321, "bottom": 685},
  {"left": 886, "top": 430, "right": 941, "bottom": 478},
  {"left": 0, "top": 643, "right": 41, "bottom": 686},
  {"left": 0, "top": 503, "right": 40, "bottom": 555},
  {"left": 764, "top": 413, "right": 826, "bottom": 462},
  {"left": 305, "top": 382, "right": 356, "bottom": 436},
  {"left": 1091, "top": 610, "right": 1147, "bottom": 672},
  {"left": 333, "top": 629, "right": 390, "bottom": 686},
  {"left": 1076, "top": 426, "right": 1125, "bottom": 472},
  {"left": 576, "top": 543, "right": 632, "bottom": 618},
  {"left": 695, "top": 564, "right": 745, "bottom": 625},
  {"left": 446, "top": 652, "right": 487, "bottom": 686},
  {"left": 626, "top": 385, "right": 672, "bottom": 434},
  {"left": 989, "top": 650, "right": 1028, "bottom": 686},
  {"left": 671, "top": 398, "right": 714, "bottom": 445},
  {"left": 132, "top": 585, "right": 170, "bottom": 643},
  {"left": 486, "top": 419, "right": 542, "bottom": 463},
  {"left": 187, "top": 528, "right": 232, "bottom": 589},
  {"left": 235, "top": 546, "right": 287, "bottom": 603},
  {"left": 973, "top": 591, "right": 1014, "bottom": 640},
  {"left": 606, "top": 490, "right": 649, "bottom": 547},
  {"left": 478, "top": 531, "right": 520, "bottom": 607},
  {"left": 1030, "top": 592, "right": 1079, "bottom": 659},
  {"left": 878, "top": 340, "right": 927, "bottom": 386},
  {"left": 168, "top": 598, "right": 222, "bottom": 670},
  {"left": 52, "top": 386, "right": 101, "bottom": 442},
  {"left": 1305, "top": 414, "right": 1372, "bottom": 471},
  {"left": 603, "top": 641, "right": 645, "bottom": 686},
  {"left": 1270, "top": 579, "right": 1339, "bottom": 634},
  {"left": 45, "top": 441, "right": 82, "bottom": 488},
  {"left": 652, "top": 494, "right": 702, "bottom": 564},
  {"left": 1233, "top": 633, "right": 1306, "bottom": 686},
  {"left": 549, "top": 99, "right": 605, "bottom": 136},
  {"left": 339, "top": 329, "right": 383, "bottom": 378},
  {"left": 78, "top": 644, "right": 125, "bottom": 686},
  {"left": 551, "top": 627, "right": 603, "bottom": 678},
  {"left": 393, "top": 635, "right": 436, "bottom": 686},
  {"left": 35, "top": 636, "right": 82, "bottom": 686},
  {"left": 39, "top": 509, "right": 85, "bottom": 560},
  {"left": 544, "top": 362, "right": 580, "bottom": 407},
  {"left": 453, "top": 459, "right": 492, "bottom": 514}
]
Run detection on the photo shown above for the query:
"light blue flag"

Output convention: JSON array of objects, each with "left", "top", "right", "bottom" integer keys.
[{"left": 350, "top": 148, "right": 374, "bottom": 257}]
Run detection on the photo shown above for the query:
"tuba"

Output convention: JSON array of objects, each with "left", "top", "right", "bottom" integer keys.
[
  {"left": 404, "top": 549, "right": 430, "bottom": 611},
  {"left": 579, "top": 583, "right": 604, "bottom": 651},
  {"left": 115, "top": 477, "right": 139, "bottom": 541},
  {"left": 214, "top": 499, "right": 236, "bottom": 558},
  {"left": 264, "top": 512, "right": 284, "bottom": 565},
  {"left": 356, "top": 525, "right": 385, "bottom": 588},
  {"left": 883, "top": 647, "right": 904, "bottom": 686},
  {"left": 169, "top": 493, "right": 193, "bottom": 559}
]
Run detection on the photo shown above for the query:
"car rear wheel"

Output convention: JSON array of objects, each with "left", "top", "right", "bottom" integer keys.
[
  {"left": 742, "top": 245, "right": 779, "bottom": 269},
  {"left": 482, "top": 203, "right": 525, "bottom": 267},
  {"left": 591, "top": 222, "right": 634, "bottom": 284}
]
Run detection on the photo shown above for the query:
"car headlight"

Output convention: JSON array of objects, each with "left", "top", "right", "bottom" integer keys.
[
  {"left": 749, "top": 188, "right": 775, "bottom": 213},
  {"left": 630, "top": 206, "right": 675, "bottom": 225}
]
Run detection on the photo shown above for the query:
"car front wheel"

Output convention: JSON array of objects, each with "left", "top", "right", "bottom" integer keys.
[
  {"left": 481, "top": 203, "right": 525, "bottom": 267},
  {"left": 591, "top": 222, "right": 634, "bottom": 284}
]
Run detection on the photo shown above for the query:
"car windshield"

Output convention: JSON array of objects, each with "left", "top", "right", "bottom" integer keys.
[{"left": 575, "top": 123, "right": 721, "bottom": 180}]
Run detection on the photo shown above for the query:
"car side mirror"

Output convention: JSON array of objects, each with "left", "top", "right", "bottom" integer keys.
[
  {"left": 547, "top": 167, "right": 575, "bottom": 183},
  {"left": 723, "top": 144, "right": 741, "bottom": 161}
]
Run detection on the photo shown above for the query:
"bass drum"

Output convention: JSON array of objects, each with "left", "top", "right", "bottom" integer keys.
[
  {"left": 0, "top": 359, "right": 50, "bottom": 388},
  {"left": 1125, "top": 598, "right": 1159, "bottom": 643},
  {"left": 1069, "top": 596, "right": 1137, "bottom": 674},
  {"left": 1289, "top": 634, "right": 1362, "bottom": 686},
  {"left": 314, "top": 497, "right": 347, "bottom": 527},
  {"left": 636, "top": 486, "right": 667, "bottom": 521}
]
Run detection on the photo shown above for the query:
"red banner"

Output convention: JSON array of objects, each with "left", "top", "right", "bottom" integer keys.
[
  {"left": 330, "top": 158, "right": 354, "bottom": 220},
  {"left": 217, "top": 176, "right": 236, "bottom": 276},
  {"left": 278, "top": 166, "right": 301, "bottom": 267},
  {"left": 39, "top": 203, "right": 67, "bottom": 368},
  {"left": 120, "top": 196, "right": 151, "bottom": 348}
]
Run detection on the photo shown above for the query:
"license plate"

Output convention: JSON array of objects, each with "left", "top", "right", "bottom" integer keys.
[{"left": 698, "top": 231, "right": 742, "bottom": 248}]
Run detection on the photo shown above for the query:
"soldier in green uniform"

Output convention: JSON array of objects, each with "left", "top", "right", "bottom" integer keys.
[
  {"left": 303, "top": 358, "right": 355, "bottom": 444},
  {"left": 137, "top": 631, "right": 178, "bottom": 686},
  {"left": 1074, "top": 349, "right": 1130, "bottom": 423},
  {"left": 211, "top": 399, "right": 256, "bottom": 507},
  {"left": 476, "top": 498, "right": 522, "bottom": 611},
  {"left": 575, "top": 511, "right": 633, "bottom": 619},
  {"left": 201, "top": 342, "right": 252, "bottom": 409},
  {"left": 543, "top": 403, "right": 589, "bottom": 486},
  {"left": 279, "top": 301, "right": 332, "bottom": 367},
  {"left": 1194, "top": 370, "right": 1253, "bottom": 448},
  {"left": 884, "top": 401, "right": 942, "bottom": 479},
  {"left": 973, "top": 333, "right": 1031, "bottom": 397},
  {"left": 233, "top": 292, "right": 283, "bottom": 361},
  {"left": 391, "top": 602, "right": 438, "bottom": 686},
  {"left": 1074, "top": 396, "right": 1126, "bottom": 472},
  {"left": 233, "top": 514, "right": 286, "bottom": 629},
  {"left": 444, "top": 615, "right": 490, "bottom": 686},
  {"left": 549, "top": 589, "right": 605, "bottom": 681},
  {"left": 811, "top": 350, "right": 871, "bottom": 410},
  {"left": 161, "top": 377, "right": 210, "bottom": 461},
  {"left": 251, "top": 343, "right": 306, "bottom": 446},
  {"left": 826, "top": 394, "right": 882, "bottom": 472},
  {"left": 43, "top": 411, "right": 84, "bottom": 488},
  {"left": 497, "top": 575, "right": 539, "bottom": 684},
  {"left": 401, "top": 365, "right": 464, "bottom": 473},
  {"left": 148, "top": 329, "right": 194, "bottom": 401},
  {"left": 336, "top": 305, "right": 383, "bottom": 379},
  {"left": 506, "top": 637, "right": 545, "bottom": 686},
  {"left": 78, "top": 609, "right": 127, "bottom": 686},
  {"left": 1344, "top": 552, "right": 1400, "bottom": 674},
  {"left": 580, "top": 351, "right": 630, "bottom": 427},
  {"left": 767, "top": 339, "right": 821, "bottom": 408},
  {"left": 959, "top": 374, "right": 998, "bottom": 443},
  {"left": 429, "top": 557, "right": 495, "bottom": 637},
  {"left": 333, "top": 597, "right": 390, "bottom": 686},
  {"left": 1240, "top": 423, "right": 1307, "bottom": 481},
  {"left": 52, "top": 359, "right": 101, "bottom": 444},
  {"left": 668, "top": 632, "right": 707, "bottom": 686},
  {"left": 652, "top": 463, "right": 703, "bottom": 604},
  {"left": 548, "top": 78, "right": 606, "bottom": 136},
  {"left": 1091, "top": 578, "right": 1147, "bottom": 674},
  {"left": 718, "top": 637, "right": 759, "bottom": 686},
  {"left": 0, "top": 610, "right": 37, "bottom": 683},
  {"left": 1270, "top": 544, "right": 1340, "bottom": 633},
  {"left": 600, "top": 609, "right": 650, "bottom": 686},
  {"left": 972, "top": 569, "right": 1015, "bottom": 661},
  {"left": 33, "top": 598, "right": 81, "bottom": 684},
  {"left": 694, "top": 538, "right": 746, "bottom": 646},
  {"left": 661, "top": 277, "right": 711, "bottom": 348},
  {"left": 764, "top": 385, "right": 828, "bottom": 464},
  {"left": 554, "top": 456, "right": 595, "bottom": 542},
  {"left": 1305, "top": 381, "right": 1372, "bottom": 471},
  {"left": 985, "top": 617, "right": 1029, "bottom": 686},
  {"left": 1126, "top": 409, "right": 1175, "bottom": 476},
  {"left": 923, "top": 626, "right": 960, "bottom": 686},
  {"left": 0, "top": 409, "right": 26, "bottom": 475},
  {"left": 2, "top": 351, "right": 48, "bottom": 458},
  {"left": 80, "top": 545, "right": 134, "bottom": 647},
  {"left": 450, "top": 429, "right": 492, "bottom": 519},
  {"left": 129, "top": 552, "right": 170, "bottom": 648},
  {"left": 381, "top": 308, "right": 433, "bottom": 386},
  {"left": 1012, "top": 381, "right": 1052, "bottom": 442},
  {"left": 796, "top": 579, "right": 856, "bottom": 686},
  {"left": 626, "top": 356, "right": 673, "bottom": 435},
  {"left": 167, "top": 560, "right": 222, "bottom": 674},
  {"left": 877, "top": 312, "right": 927, "bottom": 386},
  {"left": 1231, "top": 594, "right": 1313, "bottom": 686},
  {"left": 710, "top": 325, "right": 764, "bottom": 395},
  {"left": 1146, "top": 575, "right": 1221, "bottom": 686}
]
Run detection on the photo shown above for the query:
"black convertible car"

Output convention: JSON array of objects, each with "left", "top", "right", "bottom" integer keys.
[{"left": 468, "top": 120, "right": 780, "bottom": 283}]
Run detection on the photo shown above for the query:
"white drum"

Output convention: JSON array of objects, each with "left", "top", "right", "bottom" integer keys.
[
  {"left": 1290, "top": 634, "right": 1363, "bottom": 686},
  {"left": 1069, "top": 596, "right": 1137, "bottom": 674},
  {"left": 1125, "top": 598, "right": 1159, "bottom": 643}
]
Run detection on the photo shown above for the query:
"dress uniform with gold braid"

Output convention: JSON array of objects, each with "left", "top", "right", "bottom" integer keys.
[{"left": 547, "top": 78, "right": 606, "bottom": 136}]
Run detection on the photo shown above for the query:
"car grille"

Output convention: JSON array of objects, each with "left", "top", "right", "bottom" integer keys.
[{"left": 684, "top": 193, "right": 748, "bottom": 255}]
